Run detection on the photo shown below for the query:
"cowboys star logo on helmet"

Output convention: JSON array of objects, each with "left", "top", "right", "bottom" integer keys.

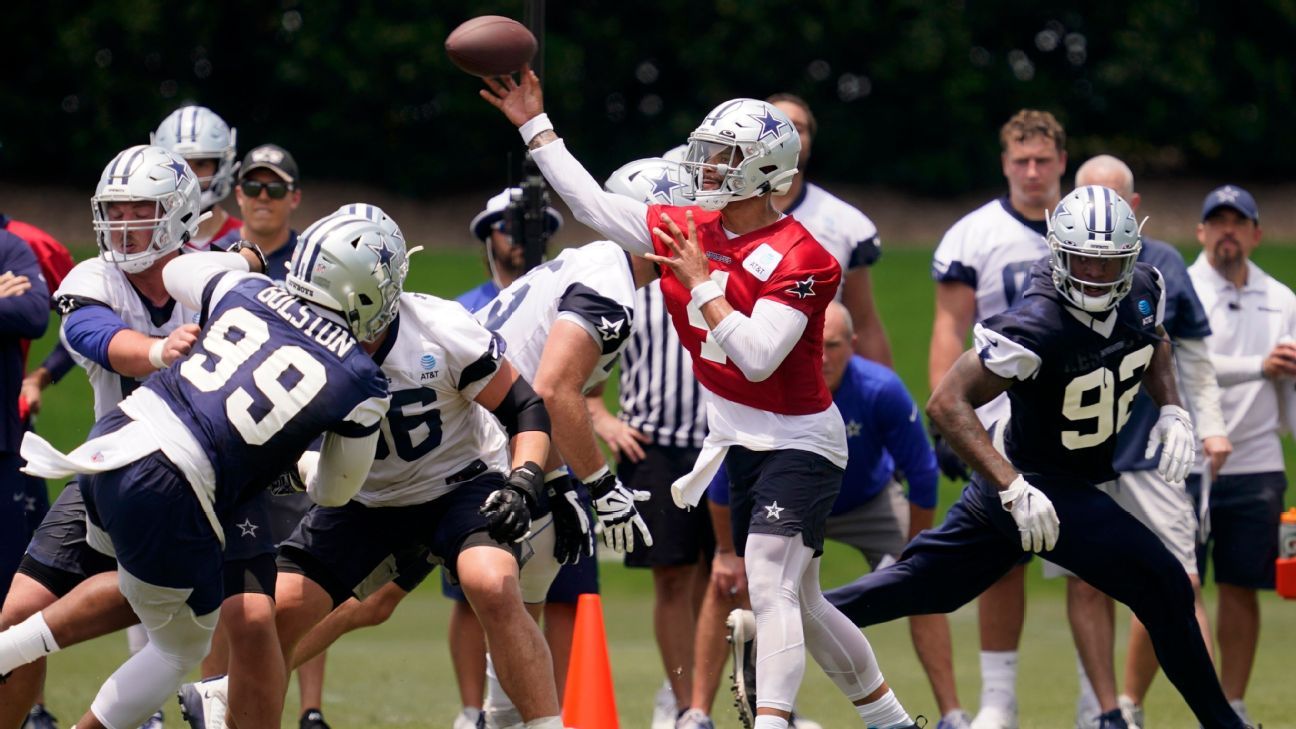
[
  {"left": 1046, "top": 184, "right": 1145, "bottom": 313},
  {"left": 681, "top": 99, "right": 800, "bottom": 211},
  {"left": 150, "top": 106, "right": 239, "bottom": 210},
  {"left": 603, "top": 157, "right": 691, "bottom": 206}
]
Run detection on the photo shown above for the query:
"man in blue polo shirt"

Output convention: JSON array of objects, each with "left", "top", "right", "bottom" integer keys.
[{"left": 706, "top": 301, "right": 949, "bottom": 729}]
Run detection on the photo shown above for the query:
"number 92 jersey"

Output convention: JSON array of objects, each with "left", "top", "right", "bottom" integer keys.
[
  {"left": 143, "top": 274, "right": 389, "bottom": 514},
  {"left": 973, "top": 259, "right": 1166, "bottom": 485},
  {"left": 357, "top": 293, "right": 510, "bottom": 507}
]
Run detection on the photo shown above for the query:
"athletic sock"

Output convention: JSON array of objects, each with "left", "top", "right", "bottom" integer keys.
[
  {"left": 1075, "top": 653, "right": 1100, "bottom": 722},
  {"left": 0, "top": 612, "right": 60, "bottom": 674},
  {"left": 979, "top": 650, "right": 1018, "bottom": 713},
  {"left": 856, "top": 689, "right": 912, "bottom": 728},
  {"left": 522, "top": 717, "right": 562, "bottom": 729},
  {"left": 752, "top": 716, "right": 789, "bottom": 729}
]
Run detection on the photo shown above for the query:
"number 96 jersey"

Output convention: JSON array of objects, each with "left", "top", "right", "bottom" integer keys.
[
  {"left": 356, "top": 293, "right": 511, "bottom": 507},
  {"left": 974, "top": 259, "right": 1166, "bottom": 485}
]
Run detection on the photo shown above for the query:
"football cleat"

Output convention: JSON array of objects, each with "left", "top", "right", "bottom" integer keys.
[
  {"left": 300, "top": 708, "right": 332, "bottom": 729},
  {"left": 970, "top": 705, "right": 1018, "bottom": 729},
  {"left": 652, "top": 680, "right": 678, "bottom": 729},
  {"left": 1116, "top": 695, "right": 1142, "bottom": 729},
  {"left": 936, "top": 710, "right": 974, "bottom": 729},
  {"left": 138, "top": 711, "right": 164, "bottom": 729},
  {"left": 1093, "top": 708, "right": 1128, "bottom": 729},
  {"left": 452, "top": 707, "right": 486, "bottom": 729},
  {"left": 675, "top": 709, "right": 715, "bottom": 729},
  {"left": 1229, "top": 699, "right": 1251, "bottom": 727},
  {"left": 179, "top": 675, "right": 228, "bottom": 729},
  {"left": 726, "top": 608, "right": 757, "bottom": 729},
  {"left": 20, "top": 704, "right": 58, "bottom": 729}
]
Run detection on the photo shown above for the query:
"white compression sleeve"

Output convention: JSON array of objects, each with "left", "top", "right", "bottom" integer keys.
[
  {"left": 709, "top": 298, "right": 809, "bottom": 382},
  {"left": 798, "top": 552, "right": 886, "bottom": 702},
  {"left": 745, "top": 532, "right": 811, "bottom": 714},
  {"left": 306, "top": 430, "right": 380, "bottom": 507},
  {"left": 1175, "top": 337, "right": 1228, "bottom": 439},
  {"left": 161, "top": 252, "right": 251, "bottom": 313},
  {"left": 529, "top": 139, "right": 653, "bottom": 255}
]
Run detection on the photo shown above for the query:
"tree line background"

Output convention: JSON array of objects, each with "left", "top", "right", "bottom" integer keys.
[{"left": 2, "top": 0, "right": 1293, "bottom": 196}]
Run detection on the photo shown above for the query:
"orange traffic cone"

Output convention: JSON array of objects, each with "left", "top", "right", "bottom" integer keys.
[{"left": 562, "top": 593, "right": 619, "bottom": 728}]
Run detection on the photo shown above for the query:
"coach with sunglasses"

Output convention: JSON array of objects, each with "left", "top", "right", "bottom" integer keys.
[{"left": 214, "top": 143, "right": 302, "bottom": 282}]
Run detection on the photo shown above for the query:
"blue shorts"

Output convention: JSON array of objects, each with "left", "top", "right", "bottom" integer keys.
[
  {"left": 81, "top": 451, "right": 225, "bottom": 616},
  {"left": 440, "top": 553, "right": 599, "bottom": 604},
  {"left": 278, "top": 472, "right": 517, "bottom": 607},
  {"left": 1188, "top": 471, "right": 1288, "bottom": 589},
  {"left": 726, "top": 446, "right": 842, "bottom": 557}
]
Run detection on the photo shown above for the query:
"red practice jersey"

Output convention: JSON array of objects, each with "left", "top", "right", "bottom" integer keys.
[{"left": 647, "top": 205, "right": 840, "bottom": 415}]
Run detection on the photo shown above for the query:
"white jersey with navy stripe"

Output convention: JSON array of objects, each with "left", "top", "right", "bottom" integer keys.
[
  {"left": 932, "top": 198, "right": 1049, "bottom": 427},
  {"left": 786, "top": 183, "right": 881, "bottom": 295},
  {"left": 55, "top": 257, "right": 201, "bottom": 420},
  {"left": 619, "top": 280, "right": 707, "bottom": 449},
  {"left": 477, "top": 240, "right": 637, "bottom": 393},
  {"left": 356, "top": 292, "right": 510, "bottom": 507}
]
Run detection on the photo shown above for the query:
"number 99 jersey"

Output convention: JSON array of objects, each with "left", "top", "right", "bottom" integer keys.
[
  {"left": 973, "top": 260, "right": 1166, "bottom": 485},
  {"left": 141, "top": 274, "right": 389, "bottom": 515}
]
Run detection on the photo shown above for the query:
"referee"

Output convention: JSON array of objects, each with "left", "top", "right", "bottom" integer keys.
[{"left": 588, "top": 275, "right": 710, "bottom": 727}]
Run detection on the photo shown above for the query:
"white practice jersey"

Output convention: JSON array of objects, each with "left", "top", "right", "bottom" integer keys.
[
  {"left": 932, "top": 197, "right": 1049, "bottom": 427},
  {"left": 477, "top": 240, "right": 637, "bottom": 393},
  {"left": 356, "top": 292, "right": 511, "bottom": 507},
  {"left": 54, "top": 257, "right": 202, "bottom": 420},
  {"left": 786, "top": 182, "right": 881, "bottom": 295}
]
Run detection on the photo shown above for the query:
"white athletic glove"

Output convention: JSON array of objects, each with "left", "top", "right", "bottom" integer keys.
[
  {"left": 999, "top": 475, "right": 1060, "bottom": 553},
  {"left": 1145, "top": 404, "right": 1196, "bottom": 485},
  {"left": 585, "top": 467, "right": 653, "bottom": 553}
]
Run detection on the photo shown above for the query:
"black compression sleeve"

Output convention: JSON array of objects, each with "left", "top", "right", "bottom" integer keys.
[{"left": 490, "top": 376, "right": 551, "bottom": 439}]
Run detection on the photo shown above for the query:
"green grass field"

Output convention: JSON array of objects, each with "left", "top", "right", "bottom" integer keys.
[{"left": 24, "top": 244, "right": 1296, "bottom": 728}]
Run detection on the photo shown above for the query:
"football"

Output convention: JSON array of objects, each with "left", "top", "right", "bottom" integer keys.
[{"left": 445, "top": 15, "right": 537, "bottom": 77}]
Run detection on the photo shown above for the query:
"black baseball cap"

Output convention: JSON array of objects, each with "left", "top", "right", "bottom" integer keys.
[{"left": 240, "top": 144, "right": 299, "bottom": 185}]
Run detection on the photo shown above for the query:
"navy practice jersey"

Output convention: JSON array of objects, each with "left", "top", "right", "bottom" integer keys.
[
  {"left": 142, "top": 274, "right": 388, "bottom": 515},
  {"left": 1111, "top": 239, "right": 1211, "bottom": 472},
  {"left": 974, "top": 259, "right": 1166, "bottom": 485}
]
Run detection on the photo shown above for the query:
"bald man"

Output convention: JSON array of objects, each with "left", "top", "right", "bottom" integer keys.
[{"left": 1044, "top": 155, "right": 1230, "bottom": 729}]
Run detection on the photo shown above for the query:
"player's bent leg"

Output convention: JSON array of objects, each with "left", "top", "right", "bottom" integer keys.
[
  {"left": 293, "top": 582, "right": 410, "bottom": 669},
  {"left": 1042, "top": 483, "right": 1240, "bottom": 728},
  {"left": 272, "top": 570, "right": 336, "bottom": 670},
  {"left": 1122, "top": 573, "right": 1209, "bottom": 709},
  {"left": 84, "top": 569, "right": 219, "bottom": 729},
  {"left": 457, "top": 543, "right": 560, "bottom": 722},
  {"left": 219, "top": 591, "right": 285, "bottom": 729},
  {"left": 744, "top": 533, "right": 808, "bottom": 720},
  {"left": 0, "top": 573, "right": 59, "bottom": 729}
]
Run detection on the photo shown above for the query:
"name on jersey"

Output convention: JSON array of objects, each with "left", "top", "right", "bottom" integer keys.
[{"left": 256, "top": 286, "right": 357, "bottom": 358}]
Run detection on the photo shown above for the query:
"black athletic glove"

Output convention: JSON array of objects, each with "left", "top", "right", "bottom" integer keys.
[
  {"left": 585, "top": 467, "right": 653, "bottom": 553},
  {"left": 225, "top": 239, "right": 269, "bottom": 274},
  {"left": 930, "top": 421, "right": 971, "bottom": 482},
  {"left": 267, "top": 465, "right": 306, "bottom": 495},
  {"left": 479, "top": 462, "right": 542, "bottom": 543},
  {"left": 548, "top": 475, "right": 595, "bottom": 565}
]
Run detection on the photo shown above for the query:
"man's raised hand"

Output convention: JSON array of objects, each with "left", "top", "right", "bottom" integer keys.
[{"left": 479, "top": 64, "right": 546, "bottom": 128}]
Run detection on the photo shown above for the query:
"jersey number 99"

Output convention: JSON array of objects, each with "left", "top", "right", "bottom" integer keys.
[{"left": 180, "top": 307, "right": 328, "bottom": 445}]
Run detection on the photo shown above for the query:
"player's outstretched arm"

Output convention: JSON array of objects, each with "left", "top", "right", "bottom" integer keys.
[
  {"left": 161, "top": 251, "right": 253, "bottom": 313},
  {"left": 480, "top": 66, "right": 653, "bottom": 255},
  {"left": 306, "top": 430, "right": 381, "bottom": 507}
]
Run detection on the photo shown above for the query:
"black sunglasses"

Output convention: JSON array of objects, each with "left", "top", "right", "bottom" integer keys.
[{"left": 240, "top": 179, "right": 293, "bottom": 199}]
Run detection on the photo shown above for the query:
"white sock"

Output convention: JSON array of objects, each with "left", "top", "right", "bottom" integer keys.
[
  {"left": 752, "top": 716, "right": 789, "bottom": 729},
  {"left": 522, "top": 717, "right": 562, "bottom": 729},
  {"left": 979, "top": 650, "right": 1018, "bottom": 712},
  {"left": 0, "top": 612, "right": 60, "bottom": 674},
  {"left": 857, "top": 689, "right": 912, "bottom": 728},
  {"left": 1075, "top": 654, "right": 1100, "bottom": 722},
  {"left": 484, "top": 652, "right": 521, "bottom": 727}
]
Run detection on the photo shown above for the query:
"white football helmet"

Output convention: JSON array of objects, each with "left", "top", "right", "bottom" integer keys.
[
  {"left": 150, "top": 106, "right": 239, "bottom": 210},
  {"left": 604, "top": 157, "right": 692, "bottom": 206},
  {"left": 285, "top": 213, "right": 408, "bottom": 342},
  {"left": 334, "top": 202, "right": 406, "bottom": 249},
  {"left": 681, "top": 98, "right": 799, "bottom": 211},
  {"left": 1047, "top": 185, "right": 1144, "bottom": 312},
  {"left": 91, "top": 145, "right": 203, "bottom": 274}
]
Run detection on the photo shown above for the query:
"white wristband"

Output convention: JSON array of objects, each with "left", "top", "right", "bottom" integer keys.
[
  {"left": 690, "top": 280, "right": 724, "bottom": 311},
  {"left": 148, "top": 338, "right": 167, "bottom": 370},
  {"left": 519, "top": 113, "right": 553, "bottom": 145}
]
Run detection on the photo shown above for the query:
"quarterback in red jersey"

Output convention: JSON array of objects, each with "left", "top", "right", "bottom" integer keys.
[{"left": 483, "top": 68, "right": 921, "bottom": 729}]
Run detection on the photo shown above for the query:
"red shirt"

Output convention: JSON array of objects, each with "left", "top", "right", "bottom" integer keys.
[{"left": 647, "top": 205, "right": 840, "bottom": 415}]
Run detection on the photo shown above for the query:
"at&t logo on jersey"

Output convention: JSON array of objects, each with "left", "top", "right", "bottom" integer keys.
[{"left": 420, "top": 353, "right": 440, "bottom": 381}]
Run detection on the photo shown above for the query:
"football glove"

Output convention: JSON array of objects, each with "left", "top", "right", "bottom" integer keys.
[
  {"left": 267, "top": 467, "right": 305, "bottom": 496},
  {"left": 479, "top": 462, "right": 542, "bottom": 544},
  {"left": 548, "top": 475, "right": 596, "bottom": 565},
  {"left": 585, "top": 467, "right": 653, "bottom": 553},
  {"left": 930, "top": 425, "right": 971, "bottom": 482},
  {"left": 999, "top": 475, "right": 1060, "bottom": 553},
  {"left": 1145, "top": 404, "right": 1195, "bottom": 485}
]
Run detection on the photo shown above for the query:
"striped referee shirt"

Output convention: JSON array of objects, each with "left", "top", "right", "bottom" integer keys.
[{"left": 619, "top": 280, "right": 707, "bottom": 449}]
